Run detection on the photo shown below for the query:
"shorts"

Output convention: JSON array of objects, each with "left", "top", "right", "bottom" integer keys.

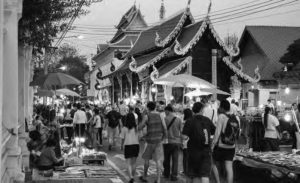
[
  {"left": 142, "top": 143, "right": 163, "bottom": 161},
  {"left": 124, "top": 144, "right": 140, "bottom": 159},
  {"left": 213, "top": 146, "right": 235, "bottom": 162},
  {"left": 186, "top": 148, "right": 212, "bottom": 178}
]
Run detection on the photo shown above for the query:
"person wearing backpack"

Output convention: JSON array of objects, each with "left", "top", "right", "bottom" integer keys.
[
  {"left": 212, "top": 100, "right": 240, "bottom": 183},
  {"left": 106, "top": 105, "right": 122, "bottom": 151},
  {"left": 182, "top": 102, "right": 216, "bottom": 183},
  {"left": 163, "top": 105, "right": 183, "bottom": 181},
  {"left": 138, "top": 102, "right": 167, "bottom": 183}
]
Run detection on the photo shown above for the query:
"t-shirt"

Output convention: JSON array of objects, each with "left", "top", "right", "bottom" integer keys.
[
  {"left": 73, "top": 110, "right": 87, "bottom": 124},
  {"left": 94, "top": 115, "right": 102, "bottom": 128},
  {"left": 263, "top": 114, "right": 280, "bottom": 139},
  {"left": 202, "top": 103, "right": 217, "bottom": 125},
  {"left": 165, "top": 114, "right": 182, "bottom": 144},
  {"left": 213, "top": 113, "right": 240, "bottom": 149},
  {"left": 182, "top": 115, "right": 215, "bottom": 150},
  {"left": 120, "top": 127, "right": 139, "bottom": 145},
  {"left": 106, "top": 110, "right": 121, "bottom": 128}
]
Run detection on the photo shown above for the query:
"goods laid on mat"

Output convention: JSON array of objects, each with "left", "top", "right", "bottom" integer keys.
[
  {"left": 236, "top": 150, "right": 300, "bottom": 171},
  {"left": 58, "top": 165, "right": 118, "bottom": 179}
]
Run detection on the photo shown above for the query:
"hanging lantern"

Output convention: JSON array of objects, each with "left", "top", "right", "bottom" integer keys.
[
  {"left": 96, "top": 68, "right": 102, "bottom": 79},
  {"left": 110, "top": 63, "right": 115, "bottom": 72}
]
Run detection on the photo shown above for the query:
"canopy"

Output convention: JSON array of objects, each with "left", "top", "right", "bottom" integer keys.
[
  {"left": 56, "top": 88, "right": 80, "bottom": 97},
  {"left": 34, "top": 89, "right": 55, "bottom": 97},
  {"left": 30, "top": 72, "right": 83, "bottom": 89},
  {"left": 154, "top": 74, "right": 216, "bottom": 89},
  {"left": 184, "top": 90, "right": 211, "bottom": 97},
  {"left": 201, "top": 88, "right": 230, "bottom": 95}
]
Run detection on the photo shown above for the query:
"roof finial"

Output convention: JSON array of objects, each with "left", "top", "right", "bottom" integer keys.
[
  {"left": 159, "top": 0, "right": 166, "bottom": 20},
  {"left": 207, "top": 0, "right": 212, "bottom": 16},
  {"left": 134, "top": 0, "right": 136, "bottom": 6},
  {"left": 187, "top": 0, "right": 191, "bottom": 8}
]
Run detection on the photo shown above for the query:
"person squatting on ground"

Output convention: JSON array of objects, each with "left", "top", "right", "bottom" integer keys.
[
  {"left": 120, "top": 109, "right": 140, "bottom": 183},
  {"left": 139, "top": 102, "right": 167, "bottom": 183},
  {"left": 182, "top": 102, "right": 216, "bottom": 183},
  {"left": 212, "top": 100, "right": 240, "bottom": 183},
  {"left": 163, "top": 105, "right": 183, "bottom": 181}
]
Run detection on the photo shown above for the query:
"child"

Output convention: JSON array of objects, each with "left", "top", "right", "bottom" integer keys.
[{"left": 120, "top": 111, "right": 140, "bottom": 183}]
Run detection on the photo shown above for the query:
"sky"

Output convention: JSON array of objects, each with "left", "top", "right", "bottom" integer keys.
[{"left": 60, "top": 0, "right": 300, "bottom": 56}]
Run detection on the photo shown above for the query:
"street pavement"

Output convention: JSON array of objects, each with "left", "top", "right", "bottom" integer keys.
[{"left": 101, "top": 137, "right": 187, "bottom": 183}]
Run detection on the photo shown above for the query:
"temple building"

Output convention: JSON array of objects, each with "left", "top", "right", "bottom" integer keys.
[
  {"left": 100, "top": 2, "right": 260, "bottom": 105},
  {"left": 88, "top": 4, "right": 147, "bottom": 103},
  {"left": 237, "top": 26, "right": 300, "bottom": 106}
]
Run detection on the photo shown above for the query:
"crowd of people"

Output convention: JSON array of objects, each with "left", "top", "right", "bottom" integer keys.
[{"left": 28, "top": 94, "right": 300, "bottom": 183}]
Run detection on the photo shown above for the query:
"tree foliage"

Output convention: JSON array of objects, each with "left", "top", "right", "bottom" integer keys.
[
  {"left": 19, "top": 0, "right": 92, "bottom": 55},
  {"left": 279, "top": 38, "right": 300, "bottom": 66}
]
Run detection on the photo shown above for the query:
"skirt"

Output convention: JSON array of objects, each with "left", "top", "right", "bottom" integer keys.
[{"left": 124, "top": 144, "right": 140, "bottom": 159}]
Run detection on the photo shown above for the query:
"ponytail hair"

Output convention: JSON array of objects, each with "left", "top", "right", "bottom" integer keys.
[{"left": 264, "top": 107, "right": 271, "bottom": 128}]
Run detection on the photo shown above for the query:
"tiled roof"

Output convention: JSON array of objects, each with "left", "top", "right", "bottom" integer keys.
[
  {"left": 239, "top": 26, "right": 300, "bottom": 80},
  {"left": 126, "top": 9, "right": 190, "bottom": 56},
  {"left": 110, "top": 35, "right": 139, "bottom": 47},
  {"left": 176, "top": 21, "right": 203, "bottom": 47},
  {"left": 116, "top": 5, "right": 137, "bottom": 29},
  {"left": 158, "top": 57, "right": 187, "bottom": 77},
  {"left": 242, "top": 26, "right": 300, "bottom": 63}
]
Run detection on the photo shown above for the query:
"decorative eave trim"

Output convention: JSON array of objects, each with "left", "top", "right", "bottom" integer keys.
[
  {"left": 148, "top": 56, "right": 192, "bottom": 81},
  {"left": 150, "top": 65, "right": 159, "bottom": 81},
  {"left": 155, "top": 8, "right": 192, "bottom": 47},
  {"left": 167, "top": 56, "right": 192, "bottom": 76},
  {"left": 134, "top": 47, "right": 172, "bottom": 73},
  {"left": 206, "top": 18, "right": 240, "bottom": 57},
  {"left": 223, "top": 57, "right": 261, "bottom": 83},
  {"left": 123, "top": 31, "right": 143, "bottom": 58},
  {"left": 174, "top": 19, "right": 208, "bottom": 55}
]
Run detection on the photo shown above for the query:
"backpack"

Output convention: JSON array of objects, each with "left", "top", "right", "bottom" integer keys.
[
  {"left": 220, "top": 114, "right": 240, "bottom": 145},
  {"left": 108, "top": 111, "right": 120, "bottom": 128}
]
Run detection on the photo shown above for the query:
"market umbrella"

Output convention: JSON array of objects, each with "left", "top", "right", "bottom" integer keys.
[
  {"left": 56, "top": 88, "right": 80, "bottom": 97},
  {"left": 154, "top": 74, "right": 216, "bottom": 89},
  {"left": 34, "top": 89, "right": 55, "bottom": 97},
  {"left": 30, "top": 72, "right": 83, "bottom": 89},
  {"left": 201, "top": 88, "right": 230, "bottom": 95},
  {"left": 184, "top": 89, "right": 212, "bottom": 97}
]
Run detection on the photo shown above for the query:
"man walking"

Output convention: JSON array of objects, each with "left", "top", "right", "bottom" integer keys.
[
  {"left": 182, "top": 102, "right": 216, "bottom": 183},
  {"left": 106, "top": 105, "right": 122, "bottom": 150},
  {"left": 139, "top": 102, "right": 167, "bottom": 183},
  {"left": 163, "top": 105, "right": 182, "bottom": 181}
]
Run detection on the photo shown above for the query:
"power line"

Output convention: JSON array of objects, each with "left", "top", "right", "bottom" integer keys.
[
  {"left": 54, "top": 1, "right": 85, "bottom": 47},
  {"left": 67, "top": 0, "right": 300, "bottom": 36}
]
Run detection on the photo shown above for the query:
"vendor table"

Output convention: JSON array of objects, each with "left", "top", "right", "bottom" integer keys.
[{"left": 28, "top": 177, "right": 120, "bottom": 183}]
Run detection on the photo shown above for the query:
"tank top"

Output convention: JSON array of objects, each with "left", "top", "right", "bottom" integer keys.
[{"left": 145, "top": 112, "right": 164, "bottom": 144}]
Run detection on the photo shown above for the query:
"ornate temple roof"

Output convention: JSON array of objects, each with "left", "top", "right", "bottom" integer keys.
[
  {"left": 125, "top": 8, "right": 194, "bottom": 57},
  {"left": 109, "top": 35, "right": 139, "bottom": 48},
  {"left": 238, "top": 26, "right": 300, "bottom": 80},
  {"left": 110, "top": 5, "right": 147, "bottom": 43}
]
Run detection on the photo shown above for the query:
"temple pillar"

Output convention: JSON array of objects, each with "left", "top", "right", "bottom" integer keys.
[
  {"left": 0, "top": 0, "right": 4, "bottom": 180},
  {"left": 117, "top": 75, "right": 122, "bottom": 101},
  {"left": 2, "top": 0, "right": 24, "bottom": 182},
  {"left": 126, "top": 72, "right": 133, "bottom": 99},
  {"left": 109, "top": 77, "right": 114, "bottom": 104},
  {"left": 212, "top": 49, "right": 217, "bottom": 99}
]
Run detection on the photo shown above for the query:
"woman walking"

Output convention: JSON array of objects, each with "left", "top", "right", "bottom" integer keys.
[{"left": 120, "top": 108, "right": 140, "bottom": 183}]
